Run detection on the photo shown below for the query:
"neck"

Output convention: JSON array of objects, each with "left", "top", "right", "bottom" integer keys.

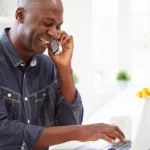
[{"left": 8, "top": 25, "right": 34, "bottom": 65}]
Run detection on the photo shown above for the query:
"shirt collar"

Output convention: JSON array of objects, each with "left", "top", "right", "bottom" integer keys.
[{"left": 0, "top": 28, "right": 37, "bottom": 67}]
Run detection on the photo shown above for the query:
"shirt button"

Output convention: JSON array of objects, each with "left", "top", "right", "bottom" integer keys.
[
  {"left": 7, "top": 93, "right": 12, "bottom": 98},
  {"left": 21, "top": 63, "right": 25, "bottom": 66},
  {"left": 43, "top": 93, "right": 46, "bottom": 96},
  {"left": 24, "top": 74, "right": 26, "bottom": 78},
  {"left": 27, "top": 119, "right": 30, "bottom": 123},
  {"left": 24, "top": 97, "right": 28, "bottom": 101}
]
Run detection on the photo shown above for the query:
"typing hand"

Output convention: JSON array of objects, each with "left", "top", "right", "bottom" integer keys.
[{"left": 76, "top": 123, "right": 127, "bottom": 144}]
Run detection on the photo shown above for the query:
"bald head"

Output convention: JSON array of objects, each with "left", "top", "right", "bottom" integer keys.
[{"left": 17, "top": 0, "right": 62, "bottom": 10}]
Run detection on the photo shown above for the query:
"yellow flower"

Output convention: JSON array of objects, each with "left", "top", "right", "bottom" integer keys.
[
  {"left": 136, "top": 91, "right": 142, "bottom": 98},
  {"left": 142, "top": 92, "right": 149, "bottom": 99},
  {"left": 142, "top": 88, "right": 148, "bottom": 93}
]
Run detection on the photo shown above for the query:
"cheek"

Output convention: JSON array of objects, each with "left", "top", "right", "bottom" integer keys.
[
  {"left": 24, "top": 27, "right": 39, "bottom": 43},
  {"left": 36, "top": 25, "right": 48, "bottom": 35},
  {"left": 32, "top": 27, "right": 47, "bottom": 43}
]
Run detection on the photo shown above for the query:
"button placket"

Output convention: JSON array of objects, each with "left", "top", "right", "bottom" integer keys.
[{"left": 23, "top": 72, "right": 31, "bottom": 124}]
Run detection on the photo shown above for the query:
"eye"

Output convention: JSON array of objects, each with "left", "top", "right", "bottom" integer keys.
[
  {"left": 56, "top": 26, "right": 61, "bottom": 30},
  {"left": 43, "top": 22, "right": 53, "bottom": 27}
]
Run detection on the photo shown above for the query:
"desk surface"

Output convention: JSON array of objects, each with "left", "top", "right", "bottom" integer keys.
[{"left": 51, "top": 88, "right": 145, "bottom": 150}]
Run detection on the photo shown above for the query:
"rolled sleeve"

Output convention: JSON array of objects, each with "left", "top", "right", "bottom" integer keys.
[
  {"left": 55, "top": 89, "right": 84, "bottom": 126},
  {"left": 0, "top": 99, "right": 44, "bottom": 150},
  {"left": 23, "top": 124, "right": 44, "bottom": 149}
]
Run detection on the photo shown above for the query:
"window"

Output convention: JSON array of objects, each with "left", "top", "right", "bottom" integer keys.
[
  {"left": 92, "top": 0, "right": 118, "bottom": 85},
  {"left": 131, "top": 0, "right": 150, "bottom": 85},
  {"left": 92, "top": 0, "right": 150, "bottom": 87}
]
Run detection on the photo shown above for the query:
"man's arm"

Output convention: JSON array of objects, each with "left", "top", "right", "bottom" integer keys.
[
  {"left": 48, "top": 31, "right": 76, "bottom": 104},
  {"left": 52, "top": 63, "right": 83, "bottom": 126},
  {"left": 56, "top": 64, "right": 76, "bottom": 104},
  {"left": 34, "top": 124, "right": 126, "bottom": 149},
  {"left": 33, "top": 126, "right": 77, "bottom": 149}
]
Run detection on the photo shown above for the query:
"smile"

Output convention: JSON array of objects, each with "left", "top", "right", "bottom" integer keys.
[{"left": 39, "top": 38, "right": 50, "bottom": 45}]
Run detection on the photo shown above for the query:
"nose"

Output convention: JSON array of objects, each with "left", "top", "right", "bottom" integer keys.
[{"left": 47, "top": 29, "right": 58, "bottom": 39}]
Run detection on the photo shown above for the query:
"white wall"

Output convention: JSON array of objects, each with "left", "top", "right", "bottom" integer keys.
[
  {"left": 62, "top": 0, "right": 93, "bottom": 95},
  {"left": 0, "top": 0, "right": 17, "bottom": 17},
  {"left": 118, "top": 0, "right": 132, "bottom": 72},
  {"left": 92, "top": 0, "right": 132, "bottom": 82},
  {"left": 92, "top": 0, "right": 119, "bottom": 83},
  {"left": 0, "top": 0, "right": 17, "bottom": 33}
]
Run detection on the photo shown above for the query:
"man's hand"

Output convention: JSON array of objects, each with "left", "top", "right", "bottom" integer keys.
[
  {"left": 33, "top": 123, "right": 126, "bottom": 149},
  {"left": 48, "top": 31, "right": 74, "bottom": 67},
  {"left": 76, "top": 123, "right": 126, "bottom": 144}
]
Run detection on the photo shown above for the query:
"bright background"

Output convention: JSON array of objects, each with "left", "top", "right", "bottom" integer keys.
[{"left": 1, "top": 0, "right": 150, "bottom": 121}]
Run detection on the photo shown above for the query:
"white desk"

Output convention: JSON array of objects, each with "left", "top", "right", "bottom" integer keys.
[{"left": 51, "top": 88, "right": 145, "bottom": 150}]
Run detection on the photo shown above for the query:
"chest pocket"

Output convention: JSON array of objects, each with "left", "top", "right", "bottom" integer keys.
[
  {"left": 35, "top": 90, "right": 47, "bottom": 102},
  {"left": 0, "top": 87, "right": 21, "bottom": 120},
  {"left": 33, "top": 86, "right": 56, "bottom": 127}
]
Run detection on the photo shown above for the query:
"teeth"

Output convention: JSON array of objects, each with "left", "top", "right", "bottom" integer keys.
[{"left": 40, "top": 38, "right": 49, "bottom": 44}]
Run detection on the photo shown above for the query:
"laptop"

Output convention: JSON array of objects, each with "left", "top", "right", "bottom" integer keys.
[{"left": 75, "top": 96, "right": 150, "bottom": 150}]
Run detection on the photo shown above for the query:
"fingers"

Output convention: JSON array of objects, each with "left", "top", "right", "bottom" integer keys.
[
  {"left": 112, "top": 125, "right": 126, "bottom": 143},
  {"left": 99, "top": 124, "right": 126, "bottom": 144},
  {"left": 76, "top": 124, "right": 126, "bottom": 144},
  {"left": 57, "top": 31, "right": 73, "bottom": 46},
  {"left": 106, "top": 125, "right": 126, "bottom": 143},
  {"left": 99, "top": 133, "right": 116, "bottom": 144},
  {"left": 91, "top": 131, "right": 116, "bottom": 144},
  {"left": 57, "top": 31, "right": 67, "bottom": 45},
  {"left": 63, "top": 35, "right": 73, "bottom": 45},
  {"left": 113, "top": 126, "right": 125, "bottom": 138},
  {"left": 109, "top": 130, "right": 126, "bottom": 144}
]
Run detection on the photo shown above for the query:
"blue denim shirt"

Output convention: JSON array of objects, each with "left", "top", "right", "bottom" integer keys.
[{"left": 0, "top": 28, "right": 83, "bottom": 150}]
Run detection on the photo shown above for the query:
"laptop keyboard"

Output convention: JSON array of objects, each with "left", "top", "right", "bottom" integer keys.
[{"left": 102, "top": 140, "right": 132, "bottom": 150}]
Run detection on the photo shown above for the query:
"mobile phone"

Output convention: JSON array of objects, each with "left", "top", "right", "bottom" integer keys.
[{"left": 50, "top": 39, "right": 62, "bottom": 55}]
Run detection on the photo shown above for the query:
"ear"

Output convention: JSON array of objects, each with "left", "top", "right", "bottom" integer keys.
[{"left": 15, "top": 7, "right": 25, "bottom": 24}]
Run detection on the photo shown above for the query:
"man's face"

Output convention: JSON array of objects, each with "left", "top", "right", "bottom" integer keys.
[{"left": 18, "top": 0, "right": 63, "bottom": 54}]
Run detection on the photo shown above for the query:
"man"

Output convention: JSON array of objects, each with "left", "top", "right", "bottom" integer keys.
[{"left": 0, "top": 0, "right": 126, "bottom": 149}]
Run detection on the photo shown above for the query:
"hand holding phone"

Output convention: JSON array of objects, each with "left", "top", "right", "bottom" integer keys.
[
  {"left": 50, "top": 39, "right": 62, "bottom": 55},
  {"left": 48, "top": 31, "right": 73, "bottom": 67}
]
